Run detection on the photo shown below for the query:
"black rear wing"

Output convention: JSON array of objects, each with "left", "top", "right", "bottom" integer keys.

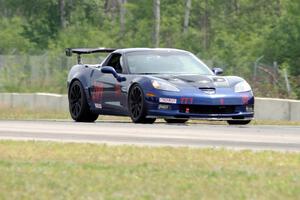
[{"left": 65, "top": 48, "right": 116, "bottom": 64}]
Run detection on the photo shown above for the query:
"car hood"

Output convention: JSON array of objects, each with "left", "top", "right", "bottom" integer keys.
[{"left": 149, "top": 74, "right": 243, "bottom": 89}]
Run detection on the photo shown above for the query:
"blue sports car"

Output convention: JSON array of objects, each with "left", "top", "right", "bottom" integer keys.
[{"left": 66, "top": 48, "right": 254, "bottom": 125}]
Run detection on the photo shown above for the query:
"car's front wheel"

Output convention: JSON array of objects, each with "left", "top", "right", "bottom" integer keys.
[
  {"left": 69, "top": 80, "right": 98, "bottom": 122},
  {"left": 128, "top": 84, "right": 156, "bottom": 124},
  {"left": 227, "top": 120, "right": 251, "bottom": 125}
]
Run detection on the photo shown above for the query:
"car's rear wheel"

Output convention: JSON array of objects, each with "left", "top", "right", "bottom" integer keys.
[
  {"left": 164, "top": 119, "right": 188, "bottom": 124},
  {"left": 128, "top": 84, "right": 156, "bottom": 124},
  {"left": 69, "top": 80, "right": 98, "bottom": 122},
  {"left": 227, "top": 120, "right": 251, "bottom": 125}
]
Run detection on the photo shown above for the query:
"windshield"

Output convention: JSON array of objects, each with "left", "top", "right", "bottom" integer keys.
[{"left": 125, "top": 50, "right": 213, "bottom": 75}]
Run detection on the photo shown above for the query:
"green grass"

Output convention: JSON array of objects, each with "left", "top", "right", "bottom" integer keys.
[
  {"left": 0, "top": 106, "right": 71, "bottom": 120},
  {"left": 0, "top": 141, "right": 299, "bottom": 199}
]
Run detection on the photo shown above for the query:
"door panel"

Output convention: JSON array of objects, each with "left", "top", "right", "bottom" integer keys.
[
  {"left": 90, "top": 70, "right": 128, "bottom": 115},
  {"left": 90, "top": 53, "right": 130, "bottom": 115}
]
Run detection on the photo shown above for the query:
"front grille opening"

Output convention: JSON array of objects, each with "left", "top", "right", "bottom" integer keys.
[
  {"left": 199, "top": 87, "right": 216, "bottom": 94},
  {"left": 199, "top": 87, "right": 215, "bottom": 90},
  {"left": 179, "top": 105, "right": 236, "bottom": 114}
]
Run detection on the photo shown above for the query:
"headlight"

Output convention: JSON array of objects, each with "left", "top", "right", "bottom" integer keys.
[
  {"left": 151, "top": 80, "right": 180, "bottom": 92},
  {"left": 234, "top": 81, "right": 252, "bottom": 93}
]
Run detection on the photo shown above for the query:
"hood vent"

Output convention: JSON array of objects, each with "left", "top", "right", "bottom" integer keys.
[{"left": 199, "top": 87, "right": 216, "bottom": 94}]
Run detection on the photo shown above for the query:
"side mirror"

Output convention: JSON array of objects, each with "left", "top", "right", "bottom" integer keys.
[
  {"left": 101, "top": 66, "right": 126, "bottom": 82},
  {"left": 212, "top": 67, "right": 223, "bottom": 75}
]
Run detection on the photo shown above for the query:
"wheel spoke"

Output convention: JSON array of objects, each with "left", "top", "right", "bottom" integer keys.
[
  {"left": 70, "top": 98, "right": 77, "bottom": 103},
  {"left": 75, "top": 104, "right": 80, "bottom": 115},
  {"left": 73, "top": 86, "right": 78, "bottom": 98},
  {"left": 71, "top": 104, "right": 76, "bottom": 113}
]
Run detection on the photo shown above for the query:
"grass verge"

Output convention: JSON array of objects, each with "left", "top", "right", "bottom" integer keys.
[
  {"left": 0, "top": 141, "right": 299, "bottom": 199},
  {"left": 0, "top": 106, "right": 71, "bottom": 120}
]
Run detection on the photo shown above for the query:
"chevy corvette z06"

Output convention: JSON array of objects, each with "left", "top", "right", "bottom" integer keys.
[{"left": 66, "top": 47, "right": 254, "bottom": 124}]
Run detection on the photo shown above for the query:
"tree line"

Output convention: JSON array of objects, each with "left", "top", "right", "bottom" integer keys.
[{"left": 0, "top": 0, "right": 299, "bottom": 98}]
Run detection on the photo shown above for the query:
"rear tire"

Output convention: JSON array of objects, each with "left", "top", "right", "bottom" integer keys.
[
  {"left": 227, "top": 120, "right": 251, "bottom": 125},
  {"left": 68, "top": 80, "right": 98, "bottom": 122},
  {"left": 164, "top": 119, "right": 188, "bottom": 124},
  {"left": 128, "top": 84, "right": 156, "bottom": 124}
]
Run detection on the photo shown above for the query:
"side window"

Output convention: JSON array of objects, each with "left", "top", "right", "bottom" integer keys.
[{"left": 106, "top": 54, "right": 123, "bottom": 73}]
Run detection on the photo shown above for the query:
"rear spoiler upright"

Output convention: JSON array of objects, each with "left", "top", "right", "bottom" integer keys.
[{"left": 65, "top": 48, "right": 117, "bottom": 64}]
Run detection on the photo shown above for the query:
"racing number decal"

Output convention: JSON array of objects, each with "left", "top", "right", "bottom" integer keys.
[
  {"left": 180, "top": 97, "right": 193, "bottom": 104},
  {"left": 115, "top": 84, "right": 121, "bottom": 97},
  {"left": 91, "top": 81, "right": 103, "bottom": 102}
]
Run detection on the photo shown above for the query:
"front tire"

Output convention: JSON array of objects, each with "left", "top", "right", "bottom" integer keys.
[
  {"left": 128, "top": 84, "right": 156, "bottom": 124},
  {"left": 68, "top": 80, "right": 98, "bottom": 122},
  {"left": 227, "top": 120, "right": 251, "bottom": 125}
]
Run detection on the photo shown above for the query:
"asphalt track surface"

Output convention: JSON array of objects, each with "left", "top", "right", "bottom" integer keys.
[{"left": 0, "top": 120, "right": 300, "bottom": 151}]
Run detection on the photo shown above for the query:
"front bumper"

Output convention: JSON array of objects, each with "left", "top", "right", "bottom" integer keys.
[
  {"left": 144, "top": 91, "right": 254, "bottom": 120},
  {"left": 147, "top": 104, "right": 254, "bottom": 120}
]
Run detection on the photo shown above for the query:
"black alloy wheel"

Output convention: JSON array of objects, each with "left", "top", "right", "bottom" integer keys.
[
  {"left": 128, "top": 84, "right": 156, "bottom": 124},
  {"left": 69, "top": 80, "right": 98, "bottom": 122},
  {"left": 164, "top": 119, "right": 189, "bottom": 124},
  {"left": 227, "top": 120, "right": 251, "bottom": 125}
]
